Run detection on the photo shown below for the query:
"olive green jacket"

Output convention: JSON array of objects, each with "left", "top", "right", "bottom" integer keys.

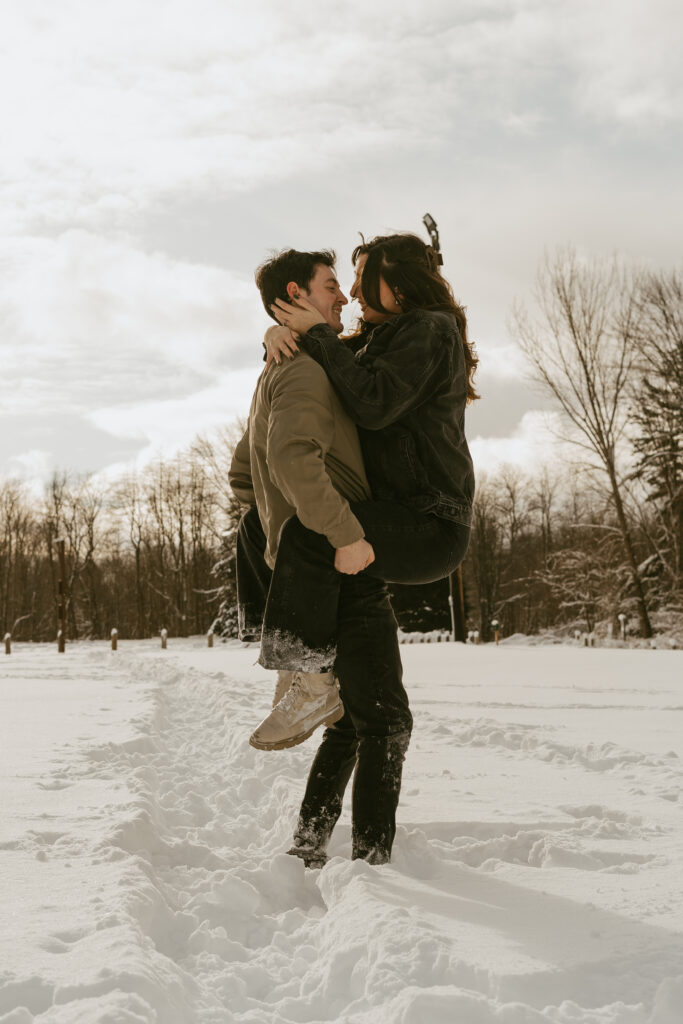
[{"left": 229, "top": 353, "right": 370, "bottom": 569}]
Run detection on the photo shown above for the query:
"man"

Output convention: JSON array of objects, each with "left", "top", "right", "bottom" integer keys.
[
  {"left": 230, "top": 249, "right": 374, "bottom": 748},
  {"left": 229, "top": 249, "right": 411, "bottom": 866}
]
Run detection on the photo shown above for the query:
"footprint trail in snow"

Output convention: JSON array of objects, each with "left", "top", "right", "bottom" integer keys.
[{"left": 1, "top": 640, "right": 682, "bottom": 1023}]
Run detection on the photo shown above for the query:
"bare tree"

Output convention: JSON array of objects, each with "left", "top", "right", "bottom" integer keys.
[
  {"left": 467, "top": 476, "right": 504, "bottom": 641},
  {"left": 0, "top": 438, "right": 235, "bottom": 642},
  {"left": 115, "top": 474, "right": 151, "bottom": 636},
  {"left": 191, "top": 424, "right": 245, "bottom": 524},
  {"left": 42, "top": 473, "right": 104, "bottom": 639},
  {"left": 513, "top": 249, "right": 653, "bottom": 637},
  {"left": 0, "top": 481, "right": 29, "bottom": 634},
  {"left": 530, "top": 465, "right": 560, "bottom": 560},
  {"left": 496, "top": 465, "right": 531, "bottom": 550}
]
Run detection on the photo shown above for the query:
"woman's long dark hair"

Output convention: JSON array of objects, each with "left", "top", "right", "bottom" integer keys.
[{"left": 352, "top": 233, "right": 479, "bottom": 403}]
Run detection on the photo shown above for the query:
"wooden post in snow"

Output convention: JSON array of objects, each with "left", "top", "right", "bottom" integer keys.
[
  {"left": 161, "top": 628, "right": 168, "bottom": 650},
  {"left": 207, "top": 630, "right": 214, "bottom": 648},
  {"left": 111, "top": 628, "right": 118, "bottom": 651},
  {"left": 4, "top": 633, "right": 10, "bottom": 655}
]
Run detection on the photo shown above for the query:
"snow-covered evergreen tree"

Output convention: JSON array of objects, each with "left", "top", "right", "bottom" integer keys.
[
  {"left": 211, "top": 526, "right": 239, "bottom": 638},
  {"left": 631, "top": 271, "right": 683, "bottom": 602}
]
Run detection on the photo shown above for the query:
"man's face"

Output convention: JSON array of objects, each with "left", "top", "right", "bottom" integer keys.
[{"left": 293, "top": 263, "right": 347, "bottom": 333}]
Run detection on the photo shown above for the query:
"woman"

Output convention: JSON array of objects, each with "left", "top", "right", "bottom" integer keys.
[{"left": 250, "top": 232, "right": 478, "bottom": 865}]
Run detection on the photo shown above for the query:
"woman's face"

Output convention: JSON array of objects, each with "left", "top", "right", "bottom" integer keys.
[{"left": 350, "top": 254, "right": 401, "bottom": 324}]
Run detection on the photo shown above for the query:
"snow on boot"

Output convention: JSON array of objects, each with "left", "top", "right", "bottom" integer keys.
[
  {"left": 249, "top": 672, "right": 344, "bottom": 751},
  {"left": 286, "top": 842, "right": 328, "bottom": 869},
  {"left": 272, "top": 670, "right": 295, "bottom": 708}
]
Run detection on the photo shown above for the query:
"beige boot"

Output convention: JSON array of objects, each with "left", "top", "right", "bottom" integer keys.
[
  {"left": 273, "top": 670, "right": 295, "bottom": 708},
  {"left": 249, "top": 671, "right": 344, "bottom": 751}
]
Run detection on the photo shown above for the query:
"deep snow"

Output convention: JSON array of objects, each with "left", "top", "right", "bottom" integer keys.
[{"left": 1, "top": 639, "right": 682, "bottom": 1023}]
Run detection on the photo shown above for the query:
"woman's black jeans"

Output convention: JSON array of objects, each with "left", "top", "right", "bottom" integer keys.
[{"left": 255, "top": 500, "right": 470, "bottom": 672}]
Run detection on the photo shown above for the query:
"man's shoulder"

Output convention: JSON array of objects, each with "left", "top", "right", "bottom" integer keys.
[{"left": 266, "top": 352, "right": 333, "bottom": 393}]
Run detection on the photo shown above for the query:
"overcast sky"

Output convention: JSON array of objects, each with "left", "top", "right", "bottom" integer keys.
[{"left": 1, "top": 0, "right": 681, "bottom": 487}]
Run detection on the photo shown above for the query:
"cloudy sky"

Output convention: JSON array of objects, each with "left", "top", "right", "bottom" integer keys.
[{"left": 1, "top": 0, "right": 681, "bottom": 486}]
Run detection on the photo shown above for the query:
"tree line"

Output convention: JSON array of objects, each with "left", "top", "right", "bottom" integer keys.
[
  {"left": 507, "top": 254, "right": 681, "bottom": 640},
  {"left": 0, "top": 433, "right": 241, "bottom": 642},
  {"left": 1, "top": 253, "right": 681, "bottom": 644}
]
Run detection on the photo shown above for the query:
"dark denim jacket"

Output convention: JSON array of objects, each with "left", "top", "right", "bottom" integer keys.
[{"left": 302, "top": 309, "right": 474, "bottom": 527}]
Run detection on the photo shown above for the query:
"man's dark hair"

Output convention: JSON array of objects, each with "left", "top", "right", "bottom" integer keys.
[{"left": 255, "top": 248, "right": 336, "bottom": 321}]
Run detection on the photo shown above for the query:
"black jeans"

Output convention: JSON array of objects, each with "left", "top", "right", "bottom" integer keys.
[
  {"left": 256, "top": 500, "right": 470, "bottom": 672},
  {"left": 236, "top": 507, "right": 412, "bottom": 863}
]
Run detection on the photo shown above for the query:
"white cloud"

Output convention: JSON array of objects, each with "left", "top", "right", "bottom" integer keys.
[
  {"left": 1, "top": 0, "right": 680, "bottom": 489},
  {"left": 3, "top": 1, "right": 679, "bottom": 238},
  {"left": 0, "top": 230, "right": 264, "bottom": 416},
  {"left": 87, "top": 367, "right": 260, "bottom": 465},
  {"left": 1, "top": 2, "right": 414, "bottom": 234},
  {"left": 477, "top": 342, "right": 528, "bottom": 380},
  {"left": 569, "top": 0, "right": 683, "bottom": 126},
  {"left": 6, "top": 449, "right": 52, "bottom": 483},
  {"left": 502, "top": 111, "right": 547, "bottom": 136},
  {"left": 470, "top": 409, "right": 573, "bottom": 475}
]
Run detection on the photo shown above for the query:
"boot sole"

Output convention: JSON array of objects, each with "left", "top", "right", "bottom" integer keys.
[{"left": 249, "top": 702, "right": 344, "bottom": 751}]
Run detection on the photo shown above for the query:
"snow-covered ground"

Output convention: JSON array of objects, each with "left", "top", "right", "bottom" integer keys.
[{"left": 1, "top": 639, "right": 682, "bottom": 1024}]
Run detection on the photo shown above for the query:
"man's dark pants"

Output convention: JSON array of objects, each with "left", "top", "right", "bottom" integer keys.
[{"left": 236, "top": 507, "right": 411, "bottom": 864}]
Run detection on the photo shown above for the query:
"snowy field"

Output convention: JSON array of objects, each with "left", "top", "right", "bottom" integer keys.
[{"left": 1, "top": 639, "right": 682, "bottom": 1024}]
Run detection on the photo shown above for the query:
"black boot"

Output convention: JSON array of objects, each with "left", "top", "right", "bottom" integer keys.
[
  {"left": 287, "top": 718, "right": 357, "bottom": 866},
  {"left": 351, "top": 730, "right": 411, "bottom": 864}
]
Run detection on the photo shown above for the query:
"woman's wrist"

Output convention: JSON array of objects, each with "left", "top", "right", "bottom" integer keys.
[{"left": 303, "top": 323, "right": 338, "bottom": 344}]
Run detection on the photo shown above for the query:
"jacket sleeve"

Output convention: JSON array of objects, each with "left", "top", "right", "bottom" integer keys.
[
  {"left": 301, "top": 312, "right": 456, "bottom": 430},
  {"left": 228, "top": 427, "right": 256, "bottom": 506},
  {"left": 266, "top": 364, "right": 365, "bottom": 549}
]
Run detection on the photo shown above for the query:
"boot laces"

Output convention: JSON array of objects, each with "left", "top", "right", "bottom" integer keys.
[{"left": 277, "top": 672, "right": 307, "bottom": 713}]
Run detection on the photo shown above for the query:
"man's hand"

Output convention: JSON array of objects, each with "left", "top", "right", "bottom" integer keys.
[{"left": 334, "top": 538, "right": 375, "bottom": 575}]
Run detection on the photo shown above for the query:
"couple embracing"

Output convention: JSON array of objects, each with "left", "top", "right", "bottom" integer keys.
[{"left": 229, "top": 231, "right": 477, "bottom": 867}]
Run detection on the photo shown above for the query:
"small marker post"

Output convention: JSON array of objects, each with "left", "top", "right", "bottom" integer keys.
[
  {"left": 491, "top": 619, "right": 500, "bottom": 645},
  {"left": 161, "top": 628, "right": 168, "bottom": 650},
  {"left": 4, "top": 633, "right": 10, "bottom": 655},
  {"left": 111, "top": 628, "right": 118, "bottom": 651},
  {"left": 207, "top": 630, "right": 214, "bottom": 648}
]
